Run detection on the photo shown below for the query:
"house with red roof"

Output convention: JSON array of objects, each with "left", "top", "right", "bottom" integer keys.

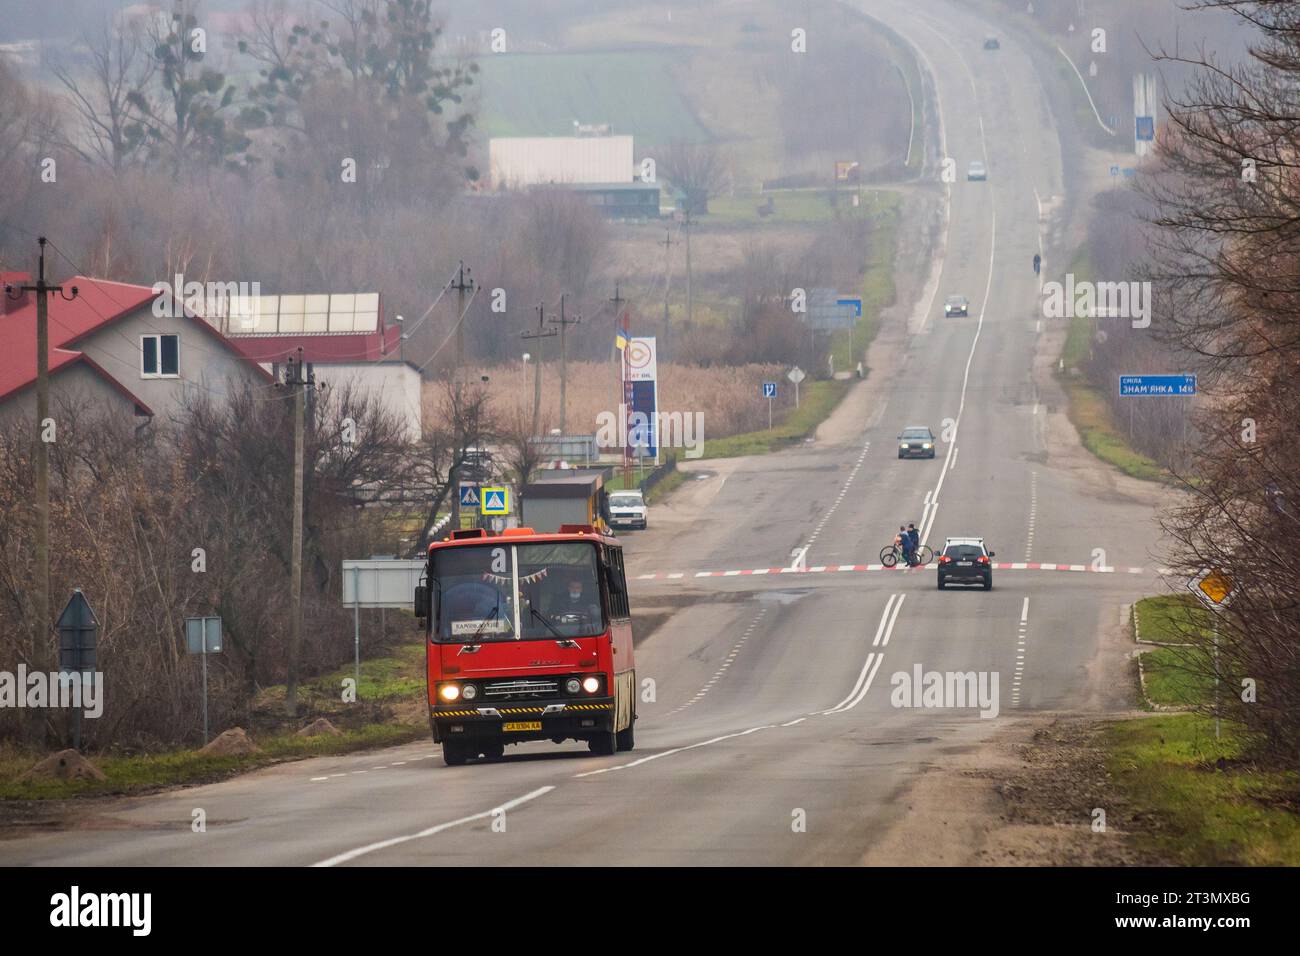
[{"left": 0, "top": 272, "right": 272, "bottom": 426}]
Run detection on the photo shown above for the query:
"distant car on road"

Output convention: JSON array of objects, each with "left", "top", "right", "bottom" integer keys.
[
  {"left": 608, "top": 490, "right": 648, "bottom": 530},
  {"left": 967, "top": 160, "right": 987, "bottom": 181},
  {"left": 461, "top": 446, "right": 495, "bottom": 483},
  {"left": 898, "top": 426, "right": 937, "bottom": 459},
  {"left": 944, "top": 294, "right": 969, "bottom": 317},
  {"left": 937, "top": 537, "right": 995, "bottom": 590},
  {"left": 983, "top": 37, "right": 1000, "bottom": 50}
]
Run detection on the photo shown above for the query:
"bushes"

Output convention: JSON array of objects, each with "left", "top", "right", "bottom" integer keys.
[{"left": 0, "top": 383, "right": 411, "bottom": 750}]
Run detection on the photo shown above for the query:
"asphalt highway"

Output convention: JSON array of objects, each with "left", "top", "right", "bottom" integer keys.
[{"left": 0, "top": 0, "right": 1168, "bottom": 867}]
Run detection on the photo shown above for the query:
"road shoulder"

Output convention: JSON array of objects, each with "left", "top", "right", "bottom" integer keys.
[{"left": 860, "top": 712, "right": 1166, "bottom": 866}]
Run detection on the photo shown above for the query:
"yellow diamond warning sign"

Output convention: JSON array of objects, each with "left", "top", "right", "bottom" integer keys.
[{"left": 1188, "top": 568, "right": 1233, "bottom": 610}]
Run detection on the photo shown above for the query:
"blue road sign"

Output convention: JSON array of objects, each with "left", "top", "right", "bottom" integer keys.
[
  {"left": 459, "top": 484, "right": 479, "bottom": 508},
  {"left": 1122, "top": 167, "right": 1136, "bottom": 178},
  {"left": 836, "top": 296, "right": 863, "bottom": 317},
  {"left": 762, "top": 382, "right": 778, "bottom": 398},
  {"left": 1135, "top": 116, "right": 1155, "bottom": 141},
  {"left": 480, "top": 486, "right": 509, "bottom": 515},
  {"left": 1109, "top": 164, "right": 1120, "bottom": 177},
  {"left": 1119, "top": 374, "right": 1197, "bottom": 396}
]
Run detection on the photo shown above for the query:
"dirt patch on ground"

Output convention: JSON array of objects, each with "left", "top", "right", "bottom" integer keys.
[
  {"left": 199, "top": 727, "right": 261, "bottom": 757},
  {"left": 296, "top": 718, "right": 342, "bottom": 738},
  {"left": 18, "top": 750, "right": 106, "bottom": 783},
  {"left": 863, "top": 713, "right": 1169, "bottom": 865}
]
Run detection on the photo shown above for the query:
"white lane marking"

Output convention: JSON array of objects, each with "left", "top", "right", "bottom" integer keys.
[
  {"left": 311, "top": 776, "right": 329, "bottom": 782},
  {"left": 907, "top": 11, "right": 999, "bottom": 550},
  {"left": 782, "top": 717, "right": 807, "bottom": 727},
  {"left": 1055, "top": 44, "right": 1117, "bottom": 135},
  {"left": 820, "top": 594, "right": 904, "bottom": 716},
  {"left": 1026, "top": 470, "right": 1038, "bottom": 562},
  {"left": 573, "top": 725, "right": 774, "bottom": 779},
  {"left": 312, "top": 786, "right": 555, "bottom": 867},
  {"left": 801, "top": 440, "right": 871, "bottom": 563},
  {"left": 949, "top": 446, "right": 959, "bottom": 471},
  {"left": 1012, "top": 598, "right": 1030, "bottom": 707},
  {"left": 824, "top": 654, "right": 886, "bottom": 717},
  {"left": 920, "top": 204, "right": 995, "bottom": 548},
  {"left": 664, "top": 607, "right": 768, "bottom": 717}
]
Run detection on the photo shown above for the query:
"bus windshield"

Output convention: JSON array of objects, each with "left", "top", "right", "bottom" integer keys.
[{"left": 431, "top": 541, "right": 606, "bottom": 643}]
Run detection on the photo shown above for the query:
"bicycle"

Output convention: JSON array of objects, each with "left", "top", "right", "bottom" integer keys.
[{"left": 879, "top": 543, "right": 934, "bottom": 567}]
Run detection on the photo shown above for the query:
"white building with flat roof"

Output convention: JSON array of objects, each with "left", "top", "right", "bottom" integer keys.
[{"left": 489, "top": 135, "right": 634, "bottom": 189}]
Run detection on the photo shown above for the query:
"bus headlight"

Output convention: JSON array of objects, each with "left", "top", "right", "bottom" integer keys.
[
  {"left": 461, "top": 683, "right": 478, "bottom": 701},
  {"left": 565, "top": 678, "right": 582, "bottom": 694},
  {"left": 439, "top": 684, "right": 461, "bottom": 702},
  {"left": 582, "top": 677, "right": 601, "bottom": 694}
]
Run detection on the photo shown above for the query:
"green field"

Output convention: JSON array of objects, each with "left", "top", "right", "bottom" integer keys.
[
  {"left": 1134, "top": 595, "right": 1218, "bottom": 709},
  {"left": 474, "top": 52, "right": 711, "bottom": 142},
  {"left": 1106, "top": 714, "right": 1300, "bottom": 865}
]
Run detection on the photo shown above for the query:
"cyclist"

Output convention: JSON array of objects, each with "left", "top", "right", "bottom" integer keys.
[
  {"left": 895, "top": 525, "right": 911, "bottom": 566},
  {"left": 906, "top": 523, "right": 921, "bottom": 565}
]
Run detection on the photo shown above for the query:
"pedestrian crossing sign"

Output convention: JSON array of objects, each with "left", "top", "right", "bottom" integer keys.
[{"left": 480, "top": 486, "right": 509, "bottom": 516}]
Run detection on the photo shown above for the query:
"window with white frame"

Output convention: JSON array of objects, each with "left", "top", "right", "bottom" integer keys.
[{"left": 141, "top": 334, "right": 180, "bottom": 378}]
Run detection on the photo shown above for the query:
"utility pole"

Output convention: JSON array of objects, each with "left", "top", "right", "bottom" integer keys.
[
  {"left": 547, "top": 294, "right": 581, "bottom": 434},
  {"left": 610, "top": 283, "right": 633, "bottom": 489},
  {"left": 447, "top": 262, "right": 474, "bottom": 530},
  {"left": 5, "top": 238, "right": 77, "bottom": 745},
  {"left": 520, "top": 303, "right": 557, "bottom": 437},
  {"left": 450, "top": 260, "right": 474, "bottom": 378},
  {"left": 278, "top": 348, "right": 322, "bottom": 718},
  {"left": 659, "top": 229, "right": 675, "bottom": 359},
  {"left": 682, "top": 208, "right": 694, "bottom": 337}
]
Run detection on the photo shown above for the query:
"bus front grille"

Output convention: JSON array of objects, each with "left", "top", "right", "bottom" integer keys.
[{"left": 483, "top": 679, "right": 559, "bottom": 699}]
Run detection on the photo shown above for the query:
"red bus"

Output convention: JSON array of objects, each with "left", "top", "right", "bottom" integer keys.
[{"left": 415, "top": 525, "right": 636, "bottom": 766}]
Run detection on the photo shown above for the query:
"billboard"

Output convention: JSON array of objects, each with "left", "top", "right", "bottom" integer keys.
[{"left": 625, "top": 336, "right": 658, "bottom": 460}]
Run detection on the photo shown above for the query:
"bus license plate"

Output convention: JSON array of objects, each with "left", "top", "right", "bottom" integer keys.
[{"left": 503, "top": 721, "right": 541, "bottom": 732}]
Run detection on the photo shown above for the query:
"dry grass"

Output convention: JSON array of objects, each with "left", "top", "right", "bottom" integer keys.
[{"left": 429, "top": 360, "right": 792, "bottom": 442}]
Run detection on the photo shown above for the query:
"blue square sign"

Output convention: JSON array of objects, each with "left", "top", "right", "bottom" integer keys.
[{"left": 761, "top": 382, "right": 777, "bottom": 398}]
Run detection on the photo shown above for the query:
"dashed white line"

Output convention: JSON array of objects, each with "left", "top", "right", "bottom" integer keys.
[{"left": 664, "top": 607, "right": 769, "bottom": 716}]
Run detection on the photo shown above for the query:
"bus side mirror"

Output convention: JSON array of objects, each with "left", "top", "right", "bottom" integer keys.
[{"left": 414, "top": 585, "right": 429, "bottom": 620}]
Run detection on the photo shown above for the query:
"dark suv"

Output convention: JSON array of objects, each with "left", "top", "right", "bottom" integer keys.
[{"left": 937, "top": 538, "right": 994, "bottom": 590}]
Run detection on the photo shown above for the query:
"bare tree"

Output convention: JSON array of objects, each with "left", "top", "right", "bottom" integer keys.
[
  {"left": 1140, "top": 0, "right": 1300, "bottom": 760},
  {"left": 49, "top": 19, "right": 155, "bottom": 172},
  {"left": 410, "top": 381, "right": 496, "bottom": 554},
  {"left": 658, "top": 141, "right": 730, "bottom": 212}
]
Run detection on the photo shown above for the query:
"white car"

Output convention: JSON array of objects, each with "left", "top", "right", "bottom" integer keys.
[
  {"left": 967, "top": 160, "right": 987, "bottom": 181},
  {"left": 608, "top": 490, "right": 647, "bottom": 530}
]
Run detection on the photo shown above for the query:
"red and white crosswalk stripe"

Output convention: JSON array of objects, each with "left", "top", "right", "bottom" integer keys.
[{"left": 633, "top": 562, "right": 1171, "bottom": 581}]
